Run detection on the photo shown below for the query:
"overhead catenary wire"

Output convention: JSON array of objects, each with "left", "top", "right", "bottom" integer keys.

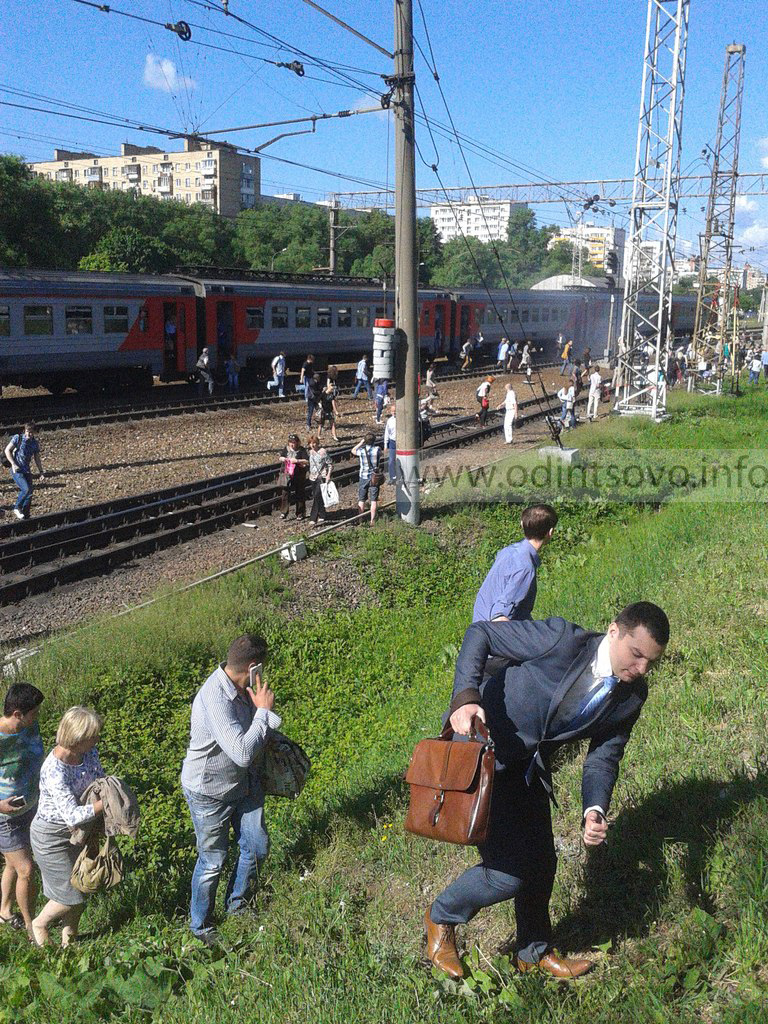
[{"left": 412, "top": 2, "right": 563, "bottom": 430}]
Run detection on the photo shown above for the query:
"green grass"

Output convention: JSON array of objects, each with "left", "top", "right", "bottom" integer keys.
[{"left": 1, "top": 390, "right": 767, "bottom": 1023}]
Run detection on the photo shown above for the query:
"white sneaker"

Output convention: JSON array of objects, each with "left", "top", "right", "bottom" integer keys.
[{"left": 12, "top": 509, "right": 25, "bottom": 520}]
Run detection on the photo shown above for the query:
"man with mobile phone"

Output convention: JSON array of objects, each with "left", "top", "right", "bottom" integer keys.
[
  {"left": 181, "top": 635, "right": 281, "bottom": 945},
  {"left": 0, "top": 682, "right": 45, "bottom": 936}
]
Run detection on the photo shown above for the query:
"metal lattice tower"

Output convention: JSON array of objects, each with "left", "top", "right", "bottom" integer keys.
[
  {"left": 615, "top": 0, "right": 689, "bottom": 419},
  {"left": 691, "top": 43, "right": 746, "bottom": 374}
]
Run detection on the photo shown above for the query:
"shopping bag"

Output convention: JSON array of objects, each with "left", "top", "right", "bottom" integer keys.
[{"left": 320, "top": 481, "right": 339, "bottom": 508}]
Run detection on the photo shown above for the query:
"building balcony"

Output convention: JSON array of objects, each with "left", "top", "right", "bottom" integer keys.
[
  {"left": 55, "top": 169, "right": 73, "bottom": 182},
  {"left": 84, "top": 167, "right": 102, "bottom": 181},
  {"left": 122, "top": 165, "right": 141, "bottom": 179},
  {"left": 201, "top": 162, "right": 216, "bottom": 177},
  {"left": 200, "top": 187, "right": 217, "bottom": 204},
  {"left": 160, "top": 161, "right": 173, "bottom": 171},
  {"left": 157, "top": 176, "right": 173, "bottom": 194}
]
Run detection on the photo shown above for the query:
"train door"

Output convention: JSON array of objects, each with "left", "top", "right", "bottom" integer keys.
[
  {"left": 162, "top": 301, "right": 184, "bottom": 377},
  {"left": 434, "top": 303, "right": 445, "bottom": 355},
  {"left": 215, "top": 301, "right": 234, "bottom": 364},
  {"left": 459, "top": 303, "right": 471, "bottom": 345}
]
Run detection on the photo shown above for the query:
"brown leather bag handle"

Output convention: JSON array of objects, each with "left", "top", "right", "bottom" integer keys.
[{"left": 440, "top": 713, "right": 492, "bottom": 745}]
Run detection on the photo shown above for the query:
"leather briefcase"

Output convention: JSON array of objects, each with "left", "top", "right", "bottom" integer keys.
[{"left": 404, "top": 716, "right": 495, "bottom": 846}]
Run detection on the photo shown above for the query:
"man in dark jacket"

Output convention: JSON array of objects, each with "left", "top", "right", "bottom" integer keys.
[{"left": 424, "top": 602, "right": 669, "bottom": 980}]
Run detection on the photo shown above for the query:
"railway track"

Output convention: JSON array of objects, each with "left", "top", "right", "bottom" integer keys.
[
  {"left": 0, "top": 362, "right": 558, "bottom": 433},
  {"left": 0, "top": 387, "right": 573, "bottom": 604}
]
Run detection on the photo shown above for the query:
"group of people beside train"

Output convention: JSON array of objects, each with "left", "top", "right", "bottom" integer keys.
[{"left": 1, "top": 502, "right": 671, "bottom": 986}]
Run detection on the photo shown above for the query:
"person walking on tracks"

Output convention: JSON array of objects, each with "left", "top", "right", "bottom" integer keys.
[
  {"left": 353, "top": 355, "right": 372, "bottom": 400},
  {"left": 196, "top": 348, "right": 214, "bottom": 396},
  {"left": 278, "top": 434, "right": 309, "bottom": 520},
  {"left": 307, "top": 434, "right": 332, "bottom": 527},
  {"left": 424, "top": 602, "right": 669, "bottom": 980},
  {"left": 318, "top": 380, "right": 340, "bottom": 442},
  {"left": 5, "top": 423, "right": 45, "bottom": 521},
  {"left": 560, "top": 339, "right": 573, "bottom": 376},
  {"left": 475, "top": 377, "right": 494, "bottom": 427},
  {"left": 497, "top": 382, "right": 518, "bottom": 444},
  {"left": 181, "top": 634, "right": 281, "bottom": 945},
  {"left": 586, "top": 365, "right": 602, "bottom": 421},
  {"left": 352, "top": 431, "right": 382, "bottom": 525},
  {"left": 267, "top": 352, "right": 286, "bottom": 397}
]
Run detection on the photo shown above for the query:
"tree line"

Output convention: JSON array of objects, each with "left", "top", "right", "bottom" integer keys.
[{"left": 0, "top": 154, "right": 598, "bottom": 287}]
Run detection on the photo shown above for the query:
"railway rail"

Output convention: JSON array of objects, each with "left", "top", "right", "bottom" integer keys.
[
  {"left": 0, "top": 386, "right": 575, "bottom": 604},
  {"left": 0, "top": 362, "right": 558, "bottom": 434}
]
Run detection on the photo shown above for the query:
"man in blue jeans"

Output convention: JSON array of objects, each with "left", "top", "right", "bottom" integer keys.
[
  {"left": 181, "top": 634, "right": 281, "bottom": 945},
  {"left": 5, "top": 423, "right": 44, "bottom": 521}
]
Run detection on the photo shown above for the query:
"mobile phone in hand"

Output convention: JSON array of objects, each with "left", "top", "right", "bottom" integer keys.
[
  {"left": 248, "top": 663, "right": 264, "bottom": 687},
  {"left": 8, "top": 795, "right": 26, "bottom": 809}
]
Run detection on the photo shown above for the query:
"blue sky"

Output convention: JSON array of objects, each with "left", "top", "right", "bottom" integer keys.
[{"left": 3, "top": 0, "right": 768, "bottom": 271}]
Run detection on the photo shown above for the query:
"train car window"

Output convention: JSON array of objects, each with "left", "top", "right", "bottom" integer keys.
[
  {"left": 296, "top": 307, "right": 311, "bottom": 329},
  {"left": 65, "top": 306, "right": 93, "bottom": 335},
  {"left": 552, "top": 308, "right": 559, "bottom": 322},
  {"left": 245, "top": 307, "right": 264, "bottom": 330},
  {"left": 317, "top": 307, "right": 331, "bottom": 328},
  {"left": 375, "top": 306, "right": 384, "bottom": 318},
  {"left": 0, "top": 305, "right": 9, "bottom": 337},
  {"left": 542, "top": 309, "right": 550, "bottom": 323},
  {"left": 337, "top": 307, "right": 351, "bottom": 328},
  {"left": 531, "top": 309, "right": 539, "bottom": 323},
  {"left": 356, "top": 307, "right": 370, "bottom": 328},
  {"left": 23, "top": 305, "right": 53, "bottom": 336},
  {"left": 272, "top": 305, "right": 289, "bottom": 329},
  {"left": 420, "top": 306, "right": 430, "bottom": 326},
  {"left": 486, "top": 308, "right": 496, "bottom": 325},
  {"left": 521, "top": 309, "right": 529, "bottom": 323},
  {"left": 104, "top": 305, "right": 129, "bottom": 333}
]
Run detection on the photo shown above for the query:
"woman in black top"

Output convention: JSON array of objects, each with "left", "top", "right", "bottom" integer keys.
[
  {"left": 279, "top": 434, "right": 309, "bottom": 520},
  {"left": 318, "top": 381, "right": 339, "bottom": 441}
]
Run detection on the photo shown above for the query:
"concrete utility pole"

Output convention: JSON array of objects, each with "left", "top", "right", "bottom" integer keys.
[
  {"left": 393, "top": 0, "right": 420, "bottom": 525},
  {"left": 328, "top": 199, "right": 339, "bottom": 275}
]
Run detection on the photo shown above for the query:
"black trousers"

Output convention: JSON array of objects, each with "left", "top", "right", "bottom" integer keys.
[
  {"left": 430, "top": 763, "right": 557, "bottom": 963},
  {"left": 309, "top": 478, "right": 325, "bottom": 522},
  {"left": 280, "top": 475, "right": 306, "bottom": 517}
]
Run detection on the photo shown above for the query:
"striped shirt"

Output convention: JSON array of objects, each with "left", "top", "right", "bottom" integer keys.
[{"left": 181, "top": 665, "right": 282, "bottom": 802}]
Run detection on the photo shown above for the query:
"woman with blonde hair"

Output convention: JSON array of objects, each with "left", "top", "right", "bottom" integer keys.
[{"left": 30, "top": 706, "right": 106, "bottom": 946}]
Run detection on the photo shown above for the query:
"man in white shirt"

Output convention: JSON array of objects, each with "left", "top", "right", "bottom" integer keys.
[
  {"left": 383, "top": 405, "right": 397, "bottom": 484},
  {"left": 586, "top": 367, "right": 602, "bottom": 421},
  {"left": 267, "top": 352, "right": 286, "bottom": 397},
  {"left": 557, "top": 383, "right": 576, "bottom": 429}
]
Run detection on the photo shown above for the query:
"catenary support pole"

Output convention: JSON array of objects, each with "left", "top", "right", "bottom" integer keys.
[{"left": 393, "top": 0, "right": 420, "bottom": 524}]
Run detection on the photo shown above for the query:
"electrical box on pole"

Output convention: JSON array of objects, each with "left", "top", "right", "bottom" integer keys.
[
  {"left": 616, "top": 0, "right": 690, "bottom": 419},
  {"left": 392, "top": 0, "right": 420, "bottom": 525}
]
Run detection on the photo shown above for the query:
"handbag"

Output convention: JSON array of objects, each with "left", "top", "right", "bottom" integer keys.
[
  {"left": 70, "top": 835, "right": 124, "bottom": 894},
  {"left": 320, "top": 480, "right": 339, "bottom": 508},
  {"left": 365, "top": 447, "right": 385, "bottom": 488},
  {"left": 261, "top": 732, "right": 311, "bottom": 799},
  {"left": 404, "top": 716, "right": 495, "bottom": 846}
]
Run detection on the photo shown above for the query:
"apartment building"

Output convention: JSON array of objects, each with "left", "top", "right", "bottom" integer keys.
[
  {"left": 429, "top": 195, "right": 526, "bottom": 243},
  {"left": 548, "top": 222, "right": 626, "bottom": 276},
  {"left": 29, "top": 137, "right": 261, "bottom": 219}
]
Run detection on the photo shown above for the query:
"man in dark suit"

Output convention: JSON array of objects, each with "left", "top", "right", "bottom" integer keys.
[{"left": 424, "top": 602, "right": 669, "bottom": 980}]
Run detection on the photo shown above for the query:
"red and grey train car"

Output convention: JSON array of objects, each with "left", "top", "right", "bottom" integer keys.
[{"left": 0, "top": 267, "right": 696, "bottom": 394}]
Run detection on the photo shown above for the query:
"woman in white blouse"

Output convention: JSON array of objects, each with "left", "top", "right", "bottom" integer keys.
[{"left": 30, "top": 707, "right": 105, "bottom": 947}]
